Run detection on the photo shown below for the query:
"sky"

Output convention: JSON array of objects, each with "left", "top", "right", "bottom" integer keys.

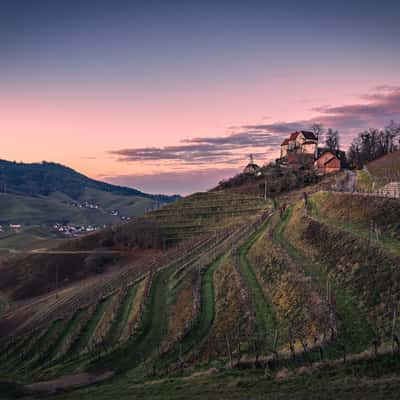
[{"left": 1, "top": 0, "right": 399, "bottom": 195}]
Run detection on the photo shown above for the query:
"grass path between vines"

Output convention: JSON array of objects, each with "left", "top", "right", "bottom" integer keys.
[
  {"left": 238, "top": 218, "right": 277, "bottom": 351},
  {"left": 272, "top": 206, "right": 374, "bottom": 357},
  {"left": 158, "top": 254, "right": 224, "bottom": 369}
]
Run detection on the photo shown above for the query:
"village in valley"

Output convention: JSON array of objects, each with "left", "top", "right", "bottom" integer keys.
[{"left": 0, "top": 200, "right": 137, "bottom": 243}]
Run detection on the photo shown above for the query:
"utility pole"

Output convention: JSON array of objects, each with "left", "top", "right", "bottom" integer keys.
[
  {"left": 264, "top": 177, "right": 268, "bottom": 201},
  {"left": 55, "top": 264, "right": 59, "bottom": 299}
]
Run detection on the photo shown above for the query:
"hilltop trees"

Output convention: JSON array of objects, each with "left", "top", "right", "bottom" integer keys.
[
  {"left": 325, "top": 129, "right": 340, "bottom": 153},
  {"left": 310, "top": 123, "right": 324, "bottom": 142},
  {"left": 347, "top": 121, "right": 400, "bottom": 168}
]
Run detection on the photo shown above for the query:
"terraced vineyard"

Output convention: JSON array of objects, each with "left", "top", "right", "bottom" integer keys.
[
  {"left": 1, "top": 188, "right": 400, "bottom": 399},
  {"left": 147, "top": 192, "right": 267, "bottom": 242}
]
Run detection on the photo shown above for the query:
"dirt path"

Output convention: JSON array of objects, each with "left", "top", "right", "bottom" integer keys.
[{"left": 24, "top": 371, "right": 114, "bottom": 393}]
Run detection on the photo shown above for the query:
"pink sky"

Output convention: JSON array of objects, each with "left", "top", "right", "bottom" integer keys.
[
  {"left": 1, "top": 0, "right": 400, "bottom": 194},
  {"left": 2, "top": 76, "right": 400, "bottom": 194}
]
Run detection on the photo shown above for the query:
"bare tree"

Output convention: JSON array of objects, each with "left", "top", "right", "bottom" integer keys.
[
  {"left": 325, "top": 128, "right": 340, "bottom": 152},
  {"left": 310, "top": 123, "right": 324, "bottom": 142},
  {"left": 384, "top": 120, "right": 400, "bottom": 153}
]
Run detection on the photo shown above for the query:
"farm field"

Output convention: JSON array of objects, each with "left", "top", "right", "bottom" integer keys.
[{"left": 0, "top": 187, "right": 399, "bottom": 399}]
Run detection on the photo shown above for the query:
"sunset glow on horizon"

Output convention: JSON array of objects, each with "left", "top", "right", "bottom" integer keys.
[{"left": 1, "top": 0, "right": 399, "bottom": 194}]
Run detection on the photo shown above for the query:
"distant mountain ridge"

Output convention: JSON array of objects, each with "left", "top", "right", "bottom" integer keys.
[{"left": 0, "top": 159, "right": 179, "bottom": 202}]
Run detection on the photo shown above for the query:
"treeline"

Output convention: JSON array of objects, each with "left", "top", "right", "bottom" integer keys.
[
  {"left": 0, "top": 159, "right": 179, "bottom": 202},
  {"left": 347, "top": 121, "right": 400, "bottom": 168}
]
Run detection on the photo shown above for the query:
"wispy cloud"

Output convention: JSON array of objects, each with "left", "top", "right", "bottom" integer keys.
[
  {"left": 101, "top": 167, "right": 239, "bottom": 195},
  {"left": 237, "top": 86, "right": 400, "bottom": 147},
  {"left": 109, "top": 131, "right": 283, "bottom": 166},
  {"left": 108, "top": 86, "right": 400, "bottom": 187}
]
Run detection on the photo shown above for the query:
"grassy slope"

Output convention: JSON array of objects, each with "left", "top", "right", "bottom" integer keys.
[
  {"left": 0, "top": 191, "right": 158, "bottom": 226},
  {"left": 365, "top": 152, "right": 400, "bottom": 184},
  {"left": 308, "top": 193, "right": 400, "bottom": 255},
  {"left": 28, "top": 352, "right": 400, "bottom": 400},
  {"left": 356, "top": 169, "right": 374, "bottom": 191},
  {"left": 91, "top": 268, "right": 172, "bottom": 375},
  {"left": 159, "top": 255, "right": 223, "bottom": 368},
  {"left": 78, "top": 188, "right": 157, "bottom": 216},
  {"left": 273, "top": 206, "right": 374, "bottom": 356},
  {"left": 0, "top": 226, "right": 64, "bottom": 252},
  {"left": 104, "top": 283, "right": 140, "bottom": 347},
  {"left": 68, "top": 298, "right": 113, "bottom": 358},
  {"left": 2, "top": 188, "right": 400, "bottom": 399},
  {"left": 238, "top": 220, "right": 277, "bottom": 350},
  {"left": 0, "top": 188, "right": 162, "bottom": 251}
]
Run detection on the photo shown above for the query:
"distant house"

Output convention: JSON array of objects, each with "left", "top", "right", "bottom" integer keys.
[
  {"left": 280, "top": 138, "right": 290, "bottom": 158},
  {"left": 279, "top": 131, "right": 318, "bottom": 161},
  {"left": 243, "top": 154, "right": 260, "bottom": 175},
  {"left": 278, "top": 130, "right": 344, "bottom": 175},
  {"left": 289, "top": 131, "right": 317, "bottom": 154},
  {"left": 243, "top": 163, "right": 260, "bottom": 174},
  {"left": 314, "top": 150, "right": 341, "bottom": 175},
  {"left": 9, "top": 224, "right": 22, "bottom": 230}
]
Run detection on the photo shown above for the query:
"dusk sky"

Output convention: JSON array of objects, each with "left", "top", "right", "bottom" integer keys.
[{"left": 1, "top": 0, "right": 400, "bottom": 194}]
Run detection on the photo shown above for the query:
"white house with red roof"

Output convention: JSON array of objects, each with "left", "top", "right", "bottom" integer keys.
[
  {"left": 278, "top": 130, "right": 344, "bottom": 174},
  {"left": 280, "top": 130, "right": 318, "bottom": 159}
]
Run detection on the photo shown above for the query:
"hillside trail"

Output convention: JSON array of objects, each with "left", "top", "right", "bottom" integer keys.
[
  {"left": 271, "top": 205, "right": 374, "bottom": 356},
  {"left": 343, "top": 169, "right": 356, "bottom": 192},
  {"left": 237, "top": 218, "right": 277, "bottom": 351}
]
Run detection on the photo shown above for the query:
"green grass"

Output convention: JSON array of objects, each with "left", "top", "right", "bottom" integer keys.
[
  {"left": 104, "top": 283, "right": 140, "bottom": 347},
  {"left": 24, "top": 352, "right": 400, "bottom": 400},
  {"left": 356, "top": 170, "right": 374, "bottom": 191},
  {"left": 91, "top": 267, "right": 172, "bottom": 374},
  {"left": 308, "top": 197, "right": 400, "bottom": 256},
  {"left": 68, "top": 297, "right": 114, "bottom": 357},
  {"left": 159, "top": 254, "right": 224, "bottom": 368},
  {"left": 0, "top": 188, "right": 163, "bottom": 251},
  {"left": 273, "top": 206, "right": 374, "bottom": 356},
  {"left": 5, "top": 319, "right": 66, "bottom": 377},
  {"left": 36, "top": 309, "right": 89, "bottom": 368},
  {"left": 238, "top": 219, "right": 277, "bottom": 351}
]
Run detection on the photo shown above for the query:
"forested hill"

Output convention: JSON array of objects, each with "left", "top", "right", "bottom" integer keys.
[{"left": 0, "top": 159, "right": 179, "bottom": 202}]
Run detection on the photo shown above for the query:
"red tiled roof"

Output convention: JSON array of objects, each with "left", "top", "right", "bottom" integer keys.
[{"left": 289, "top": 132, "right": 299, "bottom": 141}]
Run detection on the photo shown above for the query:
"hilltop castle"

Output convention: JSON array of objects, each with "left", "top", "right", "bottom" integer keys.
[
  {"left": 279, "top": 130, "right": 343, "bottom": 174},
  {"left": 242, "top": 130, "right": 344, "bottom": 176},
  {"left": 280, "top": 130, "right": 318, "bottom": 159}
]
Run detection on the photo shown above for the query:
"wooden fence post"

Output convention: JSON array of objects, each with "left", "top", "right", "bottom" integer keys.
[
  {"left": 288, "top": 327, "right": 296, "bottom": 361},
  {"left": 226, "top": 334, "right": 233, "bottom": 369},
  {"left": 272, "top": 328, "right": 279, "bottom": 363},
  {"left": 373, "top": 338, "right": 381, "bottom": 358},
  {"left": 392, "top": 308, "right": 397, "bottom": 355}
]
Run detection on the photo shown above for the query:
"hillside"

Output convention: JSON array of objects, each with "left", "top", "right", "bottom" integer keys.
[
  {"left": 0, "top": 160, "right": 179, "bottom": 252},
  {"left": 0, "top": 177, "right": 399, "bottom": 399},
  {"left": 0, "top": 160, "right": 178, "bottom": 202},
  {"left": 356, "top": 151, "right": 400, "bottom": 191}
]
